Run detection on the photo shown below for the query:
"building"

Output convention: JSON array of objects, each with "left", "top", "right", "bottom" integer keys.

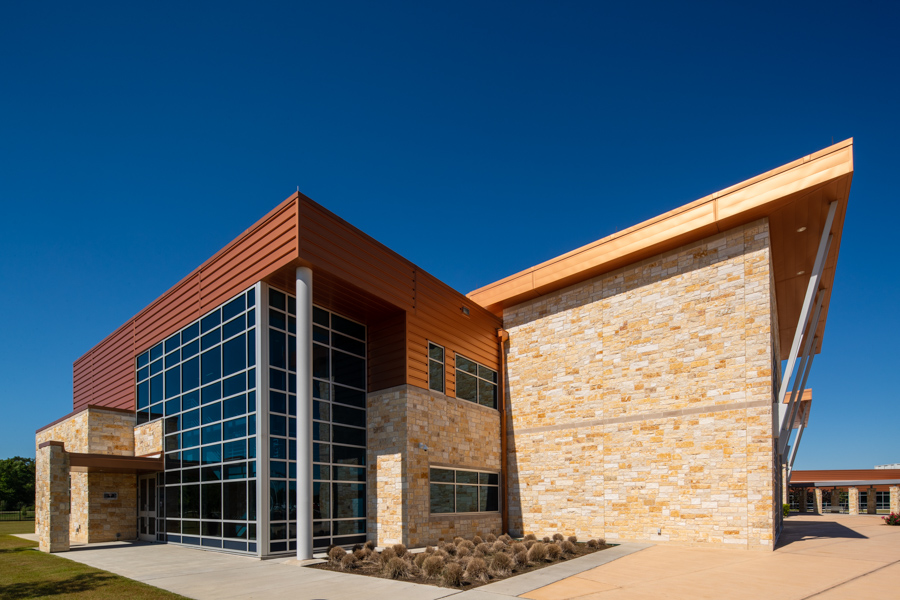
[
  {"left": 36, "top": 139, "right": 855, "bottom": 556},
  {"left": 787, "top": 470, "right": 900, "bottom": 515}
]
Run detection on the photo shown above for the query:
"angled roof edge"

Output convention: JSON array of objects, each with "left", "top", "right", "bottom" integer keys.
[{"left": 467, "top": 139, "right": 854, "bottom": 315}]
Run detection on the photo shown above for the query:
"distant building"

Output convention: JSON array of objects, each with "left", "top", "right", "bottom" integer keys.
[
  {"left": 36, "top": 140, "right": 854, "bottom": 556},
  {"left": 875, "top": 464, "right": 900, "bottom": 470}
]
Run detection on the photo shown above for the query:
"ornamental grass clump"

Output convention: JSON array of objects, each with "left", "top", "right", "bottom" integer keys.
[
  {"left": 414, "top": 553, "right": 428, "bottom": 569},
  {"left": 472, "top": 535, "right": 484, "bottom": 545},
  {"left": 385, "top": 557, "right": 408, "bottom": 579},
  {"left": 567, "top": 535, "right": 578, "bottom": 543},
  {"left": 499, "top": 534, "right": 513, "bottom": 544},
  {"left": 491, "top": 540, "right": 507, "bottom": 553},
  {"left": 380, "top": 547, "right": 397, "bottom": 564},
  {"left": 560, "top": 540, "right": 576, "bottom": 555},
  {"left": 490, "top": 551, "right": 513, "bottom": 576},
  {"left": 423, "top": 555, "right": 444, "bottom": 579},
  {"left": 527, "top": 541, "right": 547, "bottom": 563},
  {"left": 353, "top": 548, "right": 367, "bottom": 560},
  {"left": 587, "top": 538, "right": 600, "bottom": 548},
  {"left": 328, "top": 546, "right": 346, "bottom": 564},
  {"left": 524, "top": 533, "right": 537, "bottom": 541},
  {"left": 511, "top": 542, "right": 526, "bottom": 554},
  {"left": 442, "top": 542, "right": 458, "bottom": 556},
  {"left": 442, "top": 562, "right": 464, "bottom": 587},
  {"left": 457, "top": 545, "right": 471, "bottom": 558},
  {"left": 393, "top": 543, "right": 407, "bottom": 558},
  {"left": 547, "top": 543, "right": 562, "bottom": 560},
  {"left": 364, "top": 540, "right": 376, "bottom": 551},
  {"left": 476, "top": 542, "right": 493, "bottom": 556},
  {"left": 465, "top": 557, "right": 489, "bottom": 583},
  {"left": 459, "top": 539, "right": 475, "bottom": 551},
  {"left": 485, "top": 533, "right": 497, "bottom": 543},
  {"left": 552, "top": 533, "right": 564, "bottom": 541},
  {"left": 340, "top": 553, "right": 358, "bottom": 570},
  {"left": 514, "top": 549, "right": 528, "bottom": 566}
]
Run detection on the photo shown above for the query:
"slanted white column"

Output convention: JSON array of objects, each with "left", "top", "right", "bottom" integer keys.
[{"left": 296, "top": 267, "right": 313, "bottom": 560}]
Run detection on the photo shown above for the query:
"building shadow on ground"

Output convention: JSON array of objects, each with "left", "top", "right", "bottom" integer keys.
[
  {"left": 776, "top": 517, "right": 867, "bottom": 549},
  {"left": 0, "top": 570, "right": 115, "bottom": 599}
]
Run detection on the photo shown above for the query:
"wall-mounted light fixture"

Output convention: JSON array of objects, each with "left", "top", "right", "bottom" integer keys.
[{"left": 461, "top": 306, "right": 470, "bottom": 316}]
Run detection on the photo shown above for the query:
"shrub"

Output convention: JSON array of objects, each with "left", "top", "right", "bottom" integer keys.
[
  {"left": 490, "top": 551, "right": 513, "bottom": 576},
  {"left": 476, "top": 542, "right": 493, "bottom": 556},
  {"left": 453, "top": 536, "right": 464, "bottom": 545},
  {"left": 783, "top": 503, "right": 791, "bottom": 517},
  {"left": 587, "top": 539, "right": 600, "bottom": 548},
  {"left": 568, "top": 535, "right": 578, "bottom": 543},
  {"left": 424, "top": 545, "right": 435, "bottom": 554},
  {"left": 393, "top": 543, "right": 407, "bottom": 558},
  {"left": 552, "top": 533, "right": 564, "bottom": 541},
  {"left": 883, "top": 513, "right": 900, "bottom": 526},
  {"left": 524, "top": 533, "right": 537, "bottom": 541},
  {"left": 491, "top": 540, "right": 507, "bottom": 553},
  {"left": 527, "top": 542, "right": 547, "bottom": 563},
  {"left": 423, "top": 555, "right": 444, "bottom": 579},
  {"left": 351, "top": 543, "right": 362, "bottom": 552},
  {"left": 442, "top": 563, "right": 464, "bottom": 587},
  {"left": 437, "top": 549, "right": 451, "bottom": 561},
  {"left": 486, "top": 533, "right": 497, "bottom": 543},
  {"left": 365, "top": 540, "right": 376, "bottom": 551},
  {"left": 459, "top": 539, "right": 475, "bottom": 551},
  {"left": 413, "top": 553, "right": 428, "bottom": 569},
  {"left": 542, "top": 536, "right": 551, "bottom": 543},
  {"left": 340, "top": 553, "right": 358, "bottom": 570},
  {"left": 353, "top": 548, "right": 367, "bottom": 560},
  {"left": 472, "top": 535, "right": 484, "bottom": 545},
  {"left": 511, "top": 542, "right": 526, "bottom": 554},
  {"left": 560, "top": 540, "right": 576, "bottom": 555},
  {"left": 547, "top": 543, "right": 562, "bottom": 560},
  {"left": 328, "top": 546, "right": 346, "bottom": 564},
  {"left": 442, "top": 542, "right": 458, "bottom": 556},
  {"left": 380, "top": 547, "right": 397, "bottom": 564},
  {"left": 385, "top": 557, "right": 408, "bottom": 579},
  {"left": 524, "top": 539, "right": 536, "bottom": 549},
  {"left": 457, "top": 545, "right": 470, "bottom": 558},
  {"left": 514, "top": 550, "right": 528, "bottom": 566},
  {"left": 457, "top": 556, "right": 472, "bottom": 571},
  {"left": 465, "top": 557, "right": 489, "bottom": 583},
  {"left": 499, "top": 534, "right": 513, "bottom": 544}
]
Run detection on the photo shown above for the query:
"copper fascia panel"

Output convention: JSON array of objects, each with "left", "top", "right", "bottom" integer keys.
[
  {"left": 468, "top": 140, "right": 854, "bottom": 358},
  {"left": 68, "top": 452, "right": 164, "bottom": 474}
]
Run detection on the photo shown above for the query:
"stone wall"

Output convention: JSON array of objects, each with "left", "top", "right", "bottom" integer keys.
[
  {"left": 503, "top": 219, "right": 777, "bottom": 549},
  {"left": 88, "top": 473, "right": 138, "bottom": 542},
  {"left": 35, "top": 407, "right": 138, "bottom": 546},
  {"left": 368, "top": 385, "right": 501, "bottom": 547},
  {"left": 134, "top": 420, "right": 163, "bottom": 456}
]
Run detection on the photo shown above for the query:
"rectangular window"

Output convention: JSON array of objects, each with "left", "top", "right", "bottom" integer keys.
[
  {"left": 455, "top": 355, "right": 497, "bottom": 409},
  {"left": 428, "top": 342, "right": 444, "bottom": 393},
  {"left": 429, "top": 467, "right": 500, "bottom": 514}
]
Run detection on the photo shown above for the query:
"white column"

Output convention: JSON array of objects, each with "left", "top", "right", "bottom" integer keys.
[{"left": 296, "top": 267, "right": 313, "bottom": 560}]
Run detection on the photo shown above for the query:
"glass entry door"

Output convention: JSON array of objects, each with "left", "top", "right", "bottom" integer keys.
[{"left": 139, "top": 474, "right": 157, "bottom": 541}]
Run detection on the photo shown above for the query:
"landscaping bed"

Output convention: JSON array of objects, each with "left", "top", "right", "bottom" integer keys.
[{"left": 308, "top": 532, "right": 611, "bottom": 590}]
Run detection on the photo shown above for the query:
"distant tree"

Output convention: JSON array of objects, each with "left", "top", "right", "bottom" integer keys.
[{"left": 0, "top": 457, "right": 36, "bottom": 509}]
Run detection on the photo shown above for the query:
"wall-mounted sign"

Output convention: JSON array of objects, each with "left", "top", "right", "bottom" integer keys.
[{"left": 103, "top": 492, "right": 118, "bottom": 500}]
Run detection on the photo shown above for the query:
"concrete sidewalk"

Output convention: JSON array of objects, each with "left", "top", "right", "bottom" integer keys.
[{"left": 520, "top": 514, "right": 899, "bottom": 600}]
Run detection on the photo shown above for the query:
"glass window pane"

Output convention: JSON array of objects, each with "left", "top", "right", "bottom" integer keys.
[
  {"left": 332, "top": 350, "right": 365, "bottom": 389},
  {"left": 224, "top": 462, "right": 247, "bottom": 479},
  {"left": 429, "top": 361, "right": 444, "bottom": 393},
  {"left": 313, "top": 400, "right": 330, "bottom": 421},
  {"left": 202, "top": 444, "right": 221, "bottom": 464},
  {"left": 333, "top": 425, "right": 365, "bottom": 446},
  {"left": 183, "top": 389, "right": 200, "bottom": 410},
  {"left": 182, "top": 520, "right": 200, "bottom": 535},
  {"left": 270, "top": 460, "right": 287, "bottom": 478},
  {"left": 165, "top": 333, "right": 180, "bottom": 353},
  {"left": 457, "top": 485, "right": 477, "bottom": 512},
  {"left": 331, "top": 404, "right": 364, "bottom": 428},
  {"left": 202, "top": 402, "right": 221, "bottom": 425},
  {"left": 150, "top": 343, "right": 164, "bottom": 362},
  {"left": 138, "top": 366, "right": 149, "bottom": 381},
  {"left": 247, "top": 333, "right": 256, "bottom": 367},
  {"left": 222, "top": 521, "right": 248, "bottom": 539},
  {"left": 269, "top": 289, "right": 286, "bottom": 311},
  {"left": 480, "top": 485, "right": 499, "bottom": 512},
  {"left": 202, "top": 423, "right": 221, "bottom": 444},
  {"left": 223, "top": 373, "right": 245, "bottom": 397},
  {"left": 182, "top": 428, "right": 200, "bottom": 449},
  {"left": 479, "top": 472, "right": 499, "bottom": 485},
  {"left": 181, "top": 486, "right": 200, "bottom": 520},
  {"left": 332, "top": 444, "right": 364, "bottom": 465},
  {"left": 223, "top": 394, "right": 246, "bottom": 420},
  {"left": 201, "top": 311, "right": 220, "bottom": 334},
  {"left": 269, "top": 308, "right": 286, "bottom": 331},
  {"left": 331, "top": 314, "right": 365, "bottom": 340},
  {"left": 150, "top": 358, "right": 163, "bottom": 376},
  {"left": 332, "top": 483, "right": 365, "bottom": 518},
  {"left": 430, "top": 484, "right": 454, "bottom": 513},
  {"left": 182, "top": 322, "right": 199, "bottom": 343},
  {"left": 478, "top": 364, "right": 498, "bottom": 383},
  {"left": 165, "top": 398, "right": 180, "bottom": 416},
  {"left": 223, "top": 481, "right": 247, "bottom": 521},
  {"left": 313, "top": 422, "right": 330, "bottom": 442},
  {"left": 223, "top": 417, "right": 246, "bottom": 441},
  {"left": 270, "top": 368, "right": 286, "bottom": 391},
  {"left": 332, "top": 386, "right": 365, "bottom": 408},
  {"left": 456, "top": 355, "right": 476, "bottom": 375},
  {"left": 222, "top": 295, "right": 245, "bottom": 322},
  {"left": 313, "top": 443, "right": 330, "bottom": 463},
  {"left": 334, "top": 519, "right": 366, "bottom": 535},
  {"left": 332, "top": 333, "right": 365, "bottom": 356},
  {"left": 165, "top": 366, "right": 180, "bottom": 399},
  {"left": 270, "top": 329, "right": 286, "bottom": 369},
  {"left": 456, "top": 372, "right": 477, "bottom": 402},
  {"left": 429, "top": 343, "right": 444, "bottom": 361},
  {"left": 137, "top": 381, "right": 149, "bottom": 409},
  {"left": 270, "top": 391, "right": 286, "bottom": 414},
  {"left": 137, "top": 351, "right": 150, "bottom": 368},
  {"left": 478, "top": 378, "right": 497, "bottom": 409},
  {"left": 181, "top": 357, "right": 199, "bottom": 392},
  {"left": 166, "top": 487, "right": 181, "bottom": 518},
  {"left": 223, "top": 439, "right": 247, "bottom": 462},
  {"left": 182, "top": 339, "right": 199, "bottom": 360},
  {"left": 201, "top": 329, "right": 221, "bottom": 351},
  {"left": 149, "top": 403, "right": 163, "bottom": 421},
  {"left": 202, "top": 465, "right": 222, "bottom": 481},
  {"left": 270, "top": 438, "right": 287, "bottom": 459},
  {"left": 150, "top": 374, "right": 163, "bottom": 404},
  {"left": 223, "top": 334, "right": 246, "bottom": 376},
  {"left": 270, "top": 414, "right": 286, "bottom": 437},
  {"left": 430, "top": 468, "right": 454, "bottom": 483},
  {"left": 201, "top": 483, "right": 222, "bottom": 519},
  {"left": 313, "top": 326, "right": 329, "bottom": 344},
  {"left": 333, "top": 466, "right": 366, "bottom": 482},
  {"left": 313, "top": 344, "right": 329, "bottom": 380},
  {"left": 201, "top": 347, "right": 221, "bottom": 384},
  {"left": 456, "top": 471, "right": 478, "bottom": 484},
  {"left": 165, "top": 350, "right": 180, "bottom": 368}
]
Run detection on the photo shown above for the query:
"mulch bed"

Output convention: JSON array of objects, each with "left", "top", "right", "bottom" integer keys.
[{"left": 307, "top": 540, "right": 612, "bottom": 590}]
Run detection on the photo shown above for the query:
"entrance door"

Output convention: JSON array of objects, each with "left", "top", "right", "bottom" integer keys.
[{"left": 138, "top": 474, "right": 156, "bottom": 542}]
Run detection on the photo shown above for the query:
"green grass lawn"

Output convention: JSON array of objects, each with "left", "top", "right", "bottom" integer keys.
[{"left": 0, "top": 521, "right": 188, "bottom": 599}]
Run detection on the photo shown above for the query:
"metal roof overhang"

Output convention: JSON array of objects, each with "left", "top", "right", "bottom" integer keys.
[
  {"left": 468, "top": 140, "right": 854, "bottom": 360},
  {"left": 790, "top": 480, "right": 900, "bottom": 487},
  {"left": 68, "top": 452, "right": 164, "bottom": 474}
]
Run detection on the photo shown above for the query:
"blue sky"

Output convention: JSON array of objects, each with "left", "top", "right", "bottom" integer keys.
[{"left": 0, "top": 1, "right": 897, "bottom": 469}]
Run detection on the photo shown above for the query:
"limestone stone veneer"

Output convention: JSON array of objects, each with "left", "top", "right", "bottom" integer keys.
[
  {"left": 367, "top": 384, "right": 502, "bottom": 547},
  {"left": 503, "top": 219, "right": 778, "bottom": 549}
]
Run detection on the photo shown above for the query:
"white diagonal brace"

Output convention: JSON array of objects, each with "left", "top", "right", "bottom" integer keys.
[
  {"left": 783, "top": 336, "right": 819, "bottom": 457},
  {"left": 787, "top": 420, "right": 806, "bottom": 476}
]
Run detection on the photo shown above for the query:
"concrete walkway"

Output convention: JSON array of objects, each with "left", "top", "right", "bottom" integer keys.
[
  {"left": 15, "top": 514, "right": 899, "bottom": 599},
  {"left": 520, "top": 514, "right": 899, "bottom": 600}
]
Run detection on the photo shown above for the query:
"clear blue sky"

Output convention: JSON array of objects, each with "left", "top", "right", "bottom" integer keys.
[{"left": 1, "top": 1, "right": 897, "bottom": 469}]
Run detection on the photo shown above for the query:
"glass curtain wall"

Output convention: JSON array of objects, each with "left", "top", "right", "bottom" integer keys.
[
  {"left": 266, "top": 288, "right": 367, "bottom": 554},
  {"left": 136, "top": 286, "right": 258, "bottom": 554}
]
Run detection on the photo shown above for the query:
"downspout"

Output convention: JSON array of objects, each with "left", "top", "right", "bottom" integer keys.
[{"left": 497, "top": 328, "right": 509, "bottom": 535}]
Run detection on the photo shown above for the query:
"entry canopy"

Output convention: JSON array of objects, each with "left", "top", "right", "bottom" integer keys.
[{"left": 469, "top": 140, "right": 854, "bottom": 360}]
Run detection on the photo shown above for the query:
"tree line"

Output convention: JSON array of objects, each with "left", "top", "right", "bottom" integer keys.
[{"left": 0, "top": 456, "right": 35, "bottom": 511}]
